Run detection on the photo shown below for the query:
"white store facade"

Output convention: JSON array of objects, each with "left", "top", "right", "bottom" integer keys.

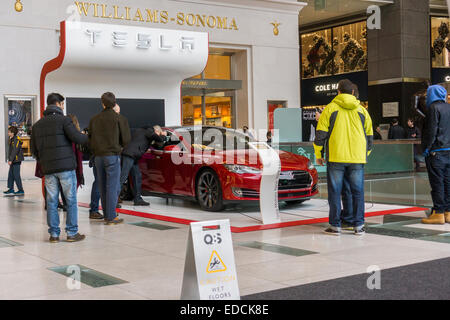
[{"left": 0, "top": 0, "right": 306, "bottom": 179}]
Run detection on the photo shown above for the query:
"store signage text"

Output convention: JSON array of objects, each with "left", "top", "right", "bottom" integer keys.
[
  {"left": 314, "top": 83, "right": 339, "bottom": 93},
  {"left": 74, "top": 2, "right": 239, "bottom": 31},
  {"left": 85, "top": 28, "right": 196, "bottom": 51}
]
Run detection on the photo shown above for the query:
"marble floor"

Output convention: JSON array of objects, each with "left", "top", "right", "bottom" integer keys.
[{"left": 0, "top": 176, "right": 449, "bottom": 300}]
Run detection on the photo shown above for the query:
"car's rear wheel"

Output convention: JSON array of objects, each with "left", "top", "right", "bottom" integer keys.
[{"left": 196, "top": 169, "right": 224, "bottom": 212}]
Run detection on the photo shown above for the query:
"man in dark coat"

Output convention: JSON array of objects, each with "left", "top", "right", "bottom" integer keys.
[
  {"left": 31, "top": 93, "right": 88, "bottom": 243},
  {"left": 421, "top": 85, "right": 450, "bottom": 224},
  {"left": 120, "top": 125, "right": 167, "bottom": 206},
  {"left": 88, "top": 92, "right": 131, "bottom": 225},
  {"left": 388, "top": 118, "right": 406, "bottom": 139}
]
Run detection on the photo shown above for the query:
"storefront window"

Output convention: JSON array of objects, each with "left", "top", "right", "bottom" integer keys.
[
  {"left": 301, "top": 21, "right": 367, "bottom": 79},
  {"left": 431, "top": 17, "right": 450, "bottom": 68},
  {"left": 301, "top": 29, "right": 334, "bottom": 78},
  {"left": 182, "top": 54, "right": 234, "bottom": 128},
  {"left": 182, "top": 96, "right": 232, "bottom": 128},
  {"left": 4, "top": 96, "right": 36, "bottom": 160}
]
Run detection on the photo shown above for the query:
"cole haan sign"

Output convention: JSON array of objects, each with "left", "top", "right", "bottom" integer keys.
[{"left": 74, "top": 1, "right": 239, "bottom": 31}]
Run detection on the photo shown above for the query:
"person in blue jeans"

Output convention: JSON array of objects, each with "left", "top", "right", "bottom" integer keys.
[
  {"left": 421, "top": 85, "right": 450, "bottom": 224},
  {"left": 4, "top": 126, "right": 24, "bottom": 196},
  {"left": 314, "top": 79, "right": 373, "bottom": 236},
  {"left": 88, "top": 92, "right": 131, "bottom": 225},
  {"left": 31, "top": 93, "right": 88, "bottom": 243},
  {"left": 89, "top": 162, "right": 102, "bottom": 219}
]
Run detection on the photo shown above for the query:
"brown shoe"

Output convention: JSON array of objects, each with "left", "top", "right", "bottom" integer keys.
[
  {"left": 105, "top": 217, "right": 124, "bottom": 225},
  {"left": 89, "top": 211, "right": 104, "bottom": 220},
  {"left": 445, "top": 212, "right": 450, "bottom": 223},
  {"left": 66, "top": 233, "right": 86, "bottom": 242},
  {"left": 422, "top": 210, "right": 445, "bottom": 225},
  {"left": 49, "top": 236, "right": 59, "bottom": 243}
]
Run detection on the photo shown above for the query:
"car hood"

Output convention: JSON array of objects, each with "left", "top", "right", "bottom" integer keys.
[{"left": 215, "top": 149, "right": 309, "bottom": 171}]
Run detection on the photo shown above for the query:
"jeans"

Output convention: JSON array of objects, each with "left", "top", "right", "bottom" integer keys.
[
  {"left": 120, "top": 155, "right": 143, "bottom": 202},
  {"left": 95, "top": 155, "right": 121, "bottom": 221},
  {"left": 45, "top": 170, "right": 78, "bottom": 237},
  {"left": 425, "top": 151, "right": 450, "bottom": 213},
  {"left": 90, "top": 164, "right": 101, "bottom": 213},
  {"left": 341, "top": 177, "right": 353, "bottom": 225},
  {"left": 327, "top": 162, "right": 365, "bottom": 230},
  {"left": 7, "top": 162, "right": 23, "bottom": 191}
]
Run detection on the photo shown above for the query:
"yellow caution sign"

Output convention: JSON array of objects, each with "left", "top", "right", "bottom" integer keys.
[{"left": 207, "top": 250, "right": 227, "bottom": 273}]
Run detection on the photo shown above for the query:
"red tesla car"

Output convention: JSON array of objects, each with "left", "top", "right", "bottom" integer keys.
[{"left": 139, "top": 126, "right": 318, "bottom": 211}]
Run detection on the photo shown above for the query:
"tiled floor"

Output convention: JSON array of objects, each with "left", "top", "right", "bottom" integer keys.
[{"left": 0, "top": 176, "right": 449, "bottom": 300}]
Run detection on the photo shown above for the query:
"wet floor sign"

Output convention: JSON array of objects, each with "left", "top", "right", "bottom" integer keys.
[{"left": 181, "top": 219, "right": 240, "bottom": 300}]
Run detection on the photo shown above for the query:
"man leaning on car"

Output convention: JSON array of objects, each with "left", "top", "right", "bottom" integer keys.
[{"left": 119, "top": 125, "right": 167, "bottom": 206}]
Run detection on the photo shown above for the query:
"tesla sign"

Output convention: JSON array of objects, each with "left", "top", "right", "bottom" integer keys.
[
  {"left": 85, "top": 29, "right": 196, "bottom": 51},
  {"left": 63, "top": 20, "right": 208, "bottom": 74}
]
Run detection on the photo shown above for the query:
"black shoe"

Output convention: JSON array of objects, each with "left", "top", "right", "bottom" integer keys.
[
  {"left": 66, "top": 233, "right": 86, "bottom": 242},
  {"left": 341, "top": 222, "right": 354, "bottom": 231},
  {"left": 134, "top": 199, "right": 150, "bottom": 206},
  {"left": 105, "top": 218, "right": 124, "bottom": 225},
  {"left": 89, "top": 211, "right": 104, "bottom": 220},
  {"left": 49, "top": 236, "right": 60, "bottom": 243},
  {"left": 323, "top": 227, "right": 341, "bottom": 236},
  {"left": 355, "top": 227, "right": 366, "bottom": 236}
]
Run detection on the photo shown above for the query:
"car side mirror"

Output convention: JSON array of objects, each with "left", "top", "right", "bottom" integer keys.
[{"left": 164, "top": 144, "right": 181, "bottom": 152}]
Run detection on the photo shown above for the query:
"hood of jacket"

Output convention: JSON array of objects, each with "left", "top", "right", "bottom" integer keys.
[
  {"left": 331, "top": 93, "right": 361, "bottom": 110},
  {"left": 426, "top": 85, "right": 447, "bottom": 108},
  {"left": 43, "top": 105, "right": 64, "bottom": 116}
]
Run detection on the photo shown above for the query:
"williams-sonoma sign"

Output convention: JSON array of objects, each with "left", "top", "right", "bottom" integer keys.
[{"left": 74, "top": 2, "right": 239, "bottom": 31}]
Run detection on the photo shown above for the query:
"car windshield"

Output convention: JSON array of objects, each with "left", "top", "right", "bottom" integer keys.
[{"left": 174, "top": 127, "right": 255, "bottom": 151}]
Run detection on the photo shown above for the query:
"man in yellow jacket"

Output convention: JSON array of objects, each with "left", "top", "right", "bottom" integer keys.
[{"left": 314, "top": 79, "right": 373, "bottom": 236}]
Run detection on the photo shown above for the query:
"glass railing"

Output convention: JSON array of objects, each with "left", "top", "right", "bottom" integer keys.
[{"left": 317, "top": 172, "right": 432, "bottom": 208}]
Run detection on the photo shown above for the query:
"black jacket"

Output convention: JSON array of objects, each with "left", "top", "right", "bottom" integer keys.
[
  {"left": 422, "top": 101, "right": 450, "bottom": 152},
  {"left": 405, "top": 126, "right": 421, "bottom": 139},
  {"left": 8, "top": 135, "right": 24, "bottom": 163},
  {"left": 31, "top": 106, "right": 88, "bottom": 175},
  {"left": 122, "top": 128, "right": 165, "bottom": 160},
  {"left": 388, "top": 125, "right": 406, "bottom": 139},
  {"left": 88, "top": 109, "right": 131, "bottom": 157}
]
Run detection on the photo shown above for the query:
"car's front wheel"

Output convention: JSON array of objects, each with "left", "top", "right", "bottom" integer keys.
[{"left": 196, "top": 169, "right": 224, "bottom": 212}]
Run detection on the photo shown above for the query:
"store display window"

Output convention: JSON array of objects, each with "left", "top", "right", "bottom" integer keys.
[
  {"left": 431, "top": 17, "right": 450, "bottom": 68},
  {"left": 182, "top": 96, "right": 232, "bottom": 128},
  {"left": 4, "top": 96, "right": 36, "bottom": 160},
  {"left": 301, "top": 21, "right": 367, "bottom": 79},
  {"left": 182, "top": 54, "right": 234, "bottom": 128}
]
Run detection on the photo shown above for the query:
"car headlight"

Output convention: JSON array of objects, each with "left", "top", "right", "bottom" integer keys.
[
  {"left": 223, "top": 164, "right": 261, "bottom": 174},
  {"left": 307, "top": 160, "right": 315, "bottom": 170}
]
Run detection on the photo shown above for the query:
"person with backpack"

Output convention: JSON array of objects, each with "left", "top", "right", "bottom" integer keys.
[{"left": 4, "top": 126, "right": 24, "bottom": 196}]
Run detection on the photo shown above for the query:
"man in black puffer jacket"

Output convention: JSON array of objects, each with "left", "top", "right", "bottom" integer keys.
[
  {"left": 120, "top": 125, "right": 167, "bottom": 206},
  {"left": 421, "top": 85, "right": 450, "bottom": 225},
  {"left": 31, "top": 93, "right": 88, "bottom": 243}
]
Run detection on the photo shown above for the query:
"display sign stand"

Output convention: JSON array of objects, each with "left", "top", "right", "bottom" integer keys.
[
  {"left": 181, "top": 220, "right": 240, "bottom": 300},
  {"left": 248, "top": 142, "right": 281, "bottom": 224}
]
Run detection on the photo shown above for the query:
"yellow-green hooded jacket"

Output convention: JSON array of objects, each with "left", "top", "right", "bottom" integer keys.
[{"left": 313, "top": 94, "right": 373, "bottom": 164}]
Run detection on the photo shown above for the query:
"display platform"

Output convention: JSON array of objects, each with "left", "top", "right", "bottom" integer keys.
[{"left": 78, "top": 197, "right": 426, "bottom": 233}]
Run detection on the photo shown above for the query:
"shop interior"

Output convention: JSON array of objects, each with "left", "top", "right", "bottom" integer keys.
[{"left": 181, "top": 51, "right": 242, "bottom": 128}]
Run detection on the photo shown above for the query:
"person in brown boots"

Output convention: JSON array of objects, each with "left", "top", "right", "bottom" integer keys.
[{"left": 421, "top": 85, "right": 450, "bottom": 225}]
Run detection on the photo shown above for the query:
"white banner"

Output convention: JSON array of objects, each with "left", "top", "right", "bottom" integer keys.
[{"left": 248, "top": 142, "right": 281, "bottom": 224}]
